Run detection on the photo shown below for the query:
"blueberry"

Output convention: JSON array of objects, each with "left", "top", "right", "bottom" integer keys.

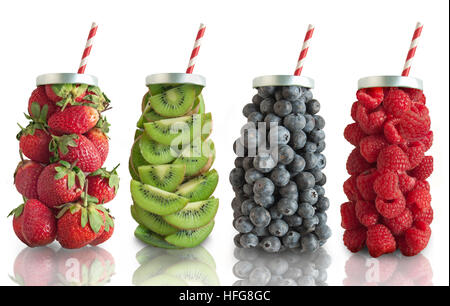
[
  {"left": 299, "top": 188, "right": 319, "bottom": 204},
  {"left": 233, "top": 139, "right": 247, "bottom": 157},
  {"left": 247, "top": 111, "right": 264, "bottom": 124},
  {"left": 310, "top": 167, "right": 324, "bottom": 183},
  {"left": 314, "top": 185, "right": 325, "bottom": 197},
  {"left": 291, "top": 97, "right": 307, "bottom": 114},
  {"left": 316, "top": 196, "right": 330, "bottom": 212},
  {"left": 258, "top": 86, "right": 276, "bottom": 99},
  {"left": 229, "top": 168, "right": 245, "bottom": 187},
  {"left": 232, "top": 197, "right": 242, "bottom": 211},
  {"left": 269, "top": 167, "right": 291, "bottom": 187},
  {"left": 267, "top": 258, "right": 289, "bottom": 275},
  {"left": 274, "top": 100, "right": 293, "bottom": 117},
  {"left": 253, "top": 177, "right": 275, "bottom": 196},
  {"left": 253, "top": 152, "right": 277, "bottom": 173},
  {"left": 302, "top": 152, "right": 318, "bottom": 170},
  {"left": 279, "top": 181, "right": 298, "bottom": 199},
  {"left": 245, "top": 168, "right": 264, "bottom": 184},
  {"left": 276, "top": 198, "right": 298, "bottom": 216},
  {"left": 274, "top": 90, "right": 283, "bottom": 101},
  {"left": 316, "top": 154, "right": 326, "bottom": 170},
  {"left": 234, "top": 157, "right": 244, "bottom": 168},
  {"left": 315, "top": 225, "right": 332, "bottom": 241},
  {"left": 289, "top": 130, "right": 307, "bottom": 150},
  {"left": 295, "top": 172, "right": 316, "bottom": 190},
  {"left": 241, "top": 199, "right": 257, "bottom": 215},
  {"left": 316, "top": 270, "right": 328, "bottom": 283},
  {"left": 268, "top": 219, "right": 289, "bottom": 237},
  {"left": 242, "top": 157, "right": 254, "bottom": 171},
  {"left": 240, "top": 127, "right": 260, "bottom": 149},
  {"left": 317, "top": 173, "right": 327, "bottom": 186},
  {"left": 252, "top": 94, "right": 263, "bottom": 106},
  {"left": 282, "top": 231, "right": 301, "bottom": 248},
  {"left": 243, "top": 184, "right": 254, "bottom": 196},
  {"left": 243, "top": 103, "right": 258, "bottom": 118},
  {"left": 303, "top": 114, "right": 315, "bottom": 133},
  {"left": 254, "top": 194, "right": 275, "bottom": 208},
  {"left": 297, "top": 275, "right": 316, "bottom": 286},
  {"left": 283, "top": 113, "right": 306, "bottom": 132},
  {"left": 234, "top": 234, "right": 243, "bottom": 247},
  {"left": 269, "top": 205, "right": 283, "bottom": 220},
  {"left": 233, "top": 260, "right": 254, "bottom": 278},
  {"left": 309, "top": 129, "right": 325, "bottom": 143},
  {"left": 303, "top": 142, "right": 317, "bottom": 153},
  {"left": 240, "top": 233, "right": 259, "bottom": 248},
  {"left": 233, "top": 216, "right": 254, "bottom": 233},
  {"left": 234, "top": 210, "right": 243, "bottom": 219},
  {"left": 269, "top": 126, "right": 290, "bottom": 145},
  {"left": 284, "top": 267, "right": 303, "bottom": 279},
  {"left": 303, "top": 216, "right": 319, "bottom": 229},
  {"left": 260, "top": 236, "right": 281, "bottom": 253},
  {"left": 303, "top": 89, "right": 313, "bottom": 101},
  {"left": 249, "top": 266, "right": 272, "bottom": 285},
  {"left": 286, "top": 154, "right": 306, "bottom": 175},
  {"left": 259, "top": 98, "right": 275, "bottom": 114},
  {"left": 301, "top": 233, "right": 319, "bottom": 252},
  {"left": 282, "top": 86, "right": 301, "bottom": 101},
  {"left": 264, "top": 114, "right": 282, "bottom": 128},
  {"left": 274, "top": 144, "right": 295, "bottom": 165},
  {"left": 252, "top": 226, "right": 270, "bottom": 236},
  {"left": 297, "top": 202, "right": 315, "bottom": 218},
  {"left": 306, "top": 99, "right": 321, "bottom": 114},
  {"left": 316, "top": 141, "right": 326, "bottom": 153},
  {"left": 283, "top": 215, "right": 303, "bottom": 227},
  {"left": 313, "top": 115, "right": 325, "bottom": 129},
  {"left": 249, "top": 207, "right": 271, "bottom": 228},
  {"left": 316, "top": 212, "right": 327, "bottom": 225}
]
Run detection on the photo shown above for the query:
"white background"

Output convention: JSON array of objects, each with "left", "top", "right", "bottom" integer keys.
[{"left": 0, "top": 0, "right": 448, "bottom": 286}]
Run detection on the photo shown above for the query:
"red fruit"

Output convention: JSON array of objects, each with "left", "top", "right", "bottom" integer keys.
[
  {"left": 45, "top": 83, "right": 88, "bottom": 105},
  {"left": 14, "top": 160, "right": 44, "bottom": 199},
  {"left": 377, "top": 145, "right": 410, "bottom": 172},
  {"left": 22, "top": 199, "right": 57, "bottom": 247},
  {"left": 373, "top": 170, "right": 402, "bottom": 200},
  {"left": 405, "top": 142, "right": 425, "bottom": 169},
  {"left": 404, "top": 221, "right": 431, "bottom": 255},
  {"left": 360, "top": 135, "right": 387, "bottom": 163},
  {"left": 375, "top": 195, "right": 406, "bottom": 219},
  {"left": 356, "top": 104, "right": 387, "bottom": 135},
  {"left": 51, "top": 134, "right": 102, "bottom": 173},
  {"left": 383, "top": 88, "right": 412, "bottom": 117},
  {"left": 90, "top": 223, "right": 114, "bottom": 246},
  {"left": 344, "top": 123, "right": 367, "bottom": 146},
  {"left": 415, "top": 180, "right": 430, "bottom": 191},
  {"left": 343, "top": 176, "right": 362, "bottom": 201},
  {"left": 9, "top": 204, "right": 30, "bottom": 246},
  {"left": 409, "top": 156, "right": 433, "bottom": 180},
  {"left": 85, "top": 127, "right": 109, "bottom": 165},
  {"left": 37, "top": 162, "right": 84, "bottom": 208},
  {"left": 356, "top": 168, "right": 379, "bottom": 201},
  {"left": 87, "top": 167, "right": 120, "bottom": 204},
  {"left": 398, "top": 104, "right": 431, "bottom": 140},
  {"left": 48, "top": 105, "right": 99, "bottom": 135},
  {"left": 343, "top": 228, "right": 367, "bottom": 253},
  {"left": 419, "top": 131, "right": 433, "bottom": 152},
  {"left": 355, "top": 200, "right": 379, "bottom": 227},
  {"left": 351, "top": 101, "right": 359, "bottom": 121},
  {"left": 406, "top": 186, "right": 431, "bottom": 211},
  {"left": 404, "top": 88, "right": 426, "bottom": 105},
  {"left": 341, "top": 201, "right": 361, "bottom": 230},
  {"left": 398, "top": 172, "right": 416, "bottom": 194},
  {"left": 346, "top": 148, "right": 372, "bottom": 176},
  {"left": 18, "top": 125, "right": 52, "bottom": 164},
  {"left": 12, "top": 247, "right": 56, "bottom": 286},
  {"left": 356, "top": 87, "right": 384, "bottom": 110},
  {"left": 410, "top": 205, "right": 434, "bottom": 225},
  {"left": 383, "top": 118, "right": 403, "bottom": 144},
  {"left": 28, "top": 86, "right": 58, "bottom": 121},
  {"left": 366, "top": 224, "right": 396, "bottom": 258},
  {"left": 383, "top": 208, "right": 413, "bottom": 236}
]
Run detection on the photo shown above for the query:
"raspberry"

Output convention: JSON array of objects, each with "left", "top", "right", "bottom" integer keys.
[
  {"left": 356, "top": 169, "right": 378, "bottom": 201},
  {"left": 343, "top": 176, "right": 361, "bottom": 201},
  {"left": 405, "top": 142, "right": 425, "bottom": 169},
  {"left": 351, "top": 101, "right": 359, "bottom": 121},
  {"left": 356, "top": 87, "right": 384, "bottom": 110},
  {"left": 404, "top": 88, "right": 426, "bottom": 105},
  {"left": 398, "top": 172, "right": 416, "bottom": 194},
  {"left": 377, "top": 145, "right": 410, "bottom": 172},
  {"left": 383, "top": 118, "right": 404, "bottom": 144},
  {"left": 375, "top": 195, "right": 406, "bottom": 219},
  {"left": 373, "top": 170, "right": 402, "bottom": 200},
  {"left": 383, "top": 88, "right": 412, "bottom": 117},
  {"left": 406, "top": 187, "right": 431, "bottom": 211},
  {"left": 404, "top": 221, "right": 431, "bottom": 255},
  {"left": 383, "top": 208, "right": 413, "bottom": 236},
  {"left": 409, "top": 156, "right": 433, "bottom": 180},
  {"left": 398, "top": 104, "right": 431, "bottom": 140},
  {"left": 346, "top": 148, "right": 372, "bottom": 176},
  {"left": 343, "top": 228, "right": 367, "bottom": 253},
  {"left": 410, "top": 205, "right": 434, "bottom": 225},
  {"left": 419, "top": 131, "right": 433, "bottom": 152},
  {"left": 356, "top": 104, "right": 387, "bottom": 135},
  {"left": 341, "top": 202, "right": 361, "bottom": 230},
  {"left": 344, "top": 123, "right": 366, "bottom": 146},
  {"left": 355, "top": 200, "right": 379, "bottom": 227},
  {"left": 366, "top": 224, "right": 396, "bottom": 258},
  {"left": 415, "top": 180, "right": 430, "bottom": 191},
  {"left": 360, "top": 135, "right": 388, "bottom": 163}
]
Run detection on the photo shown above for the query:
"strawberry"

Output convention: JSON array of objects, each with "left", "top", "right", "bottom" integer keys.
[
  {"left": 48, "top": 105, "right": 99, "bottom": 135},
  {"left": 45, "top": 83, "right": 88, "bottom": 108},
  {"left": 37, "top": 161, "right": 85, "bottom": 208},
  {"left": 17, "top": 122, "right": 52, "bottom": 164},
  {"left": 28, "top": 86, "right": 59, "bottom": 121},
  {"left": 87, "top": 166, "right": 120, "bottom": 204},
  {"left": 14, "top": 159, "right": 44, "bottom": 199},
  {"left": 84, "top": 117, "right": 110, "bottom": 165},
  {"left": 90, "top": 218, "right": 114, "bottom": 246},
  {"left": 21, "top": 199, "right": 57, "bottom": 247},
  {"left": 50, "top": 134, "right": 102, "bottom": 173},
  {"left": 9, "top": 204, "right": 30, "bottom": 246},
  {"left": 79, "top": 85, "right": 111, "bottom": 112}
]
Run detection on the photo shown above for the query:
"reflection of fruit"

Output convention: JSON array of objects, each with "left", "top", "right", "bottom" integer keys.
[
  {"left": 11, "top": 247, "right": 56, "bottom": 286},
  {"left": 165, "top": 260, "right": 220, "bottom": 286},
  {"left": 14, "top": 160, "right": 44, "bottom": 199}
]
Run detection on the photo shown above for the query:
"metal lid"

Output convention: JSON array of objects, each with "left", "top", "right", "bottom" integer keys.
[
  {"left": 36, "top": 73, "right": 98, "bottom": 86},
  {"left": 145, "top": 73, "right": 206, "bottom": 86},
  {"left": 253, "top": 75, "right": 315, "bottom": 89},
  {"left": 358, "top": 76, "right": 423, "bottom": 90}
]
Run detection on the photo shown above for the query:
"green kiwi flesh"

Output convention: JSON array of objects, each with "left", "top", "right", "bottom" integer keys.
[
  {"left": 165, "top": 220, "right": 215, "bottom": 248},
  {"left": 150, "top": 84, "right": 196, "bottom": 117},
  {"left": 175, "top": 169, "right": 219, "bottom": 201},
  {"left": 130, "top": 132, "right": 149, "bottom": 179},
  {"left": 134, "top": 225, "right": 181, "bottom": 249},
  {"left": 163, "top": 198, "right": 219, "bottom": 230},
  {"left": 173, "top": 139, "right": 215, "bottom": 177},
  {"left": 139, "top": 133, "right": 176, "bottom": 165},
  {"left": 138, "top": 164, "right": 186, "bottom": 192},
  {"left": 131, "top": 204, "right": 178, "bottom": 236}
]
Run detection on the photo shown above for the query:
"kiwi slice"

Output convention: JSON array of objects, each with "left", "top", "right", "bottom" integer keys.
[
  {"left": 141, "top": 91, "right": 150, "bottom": 113},
  {"left": 138, "top": 164, "right": 186, "bottom": 192},
  {"left": 139, "top": 133, "right": 176, "bottom": 165},
  {"left": 173, "top": 139, "right": 215, "bottom": 177},
  {"left": 163, "top": 198, "right": 219, "bottom": 230},
  {"left": 149, "top": 84, "right": 196, "bottom": 117},
  {"left": 130, "top": 131, "right": 149, "bottom": 179},
  {"left": 198, "top": 94, "right": 206, "bottom": 114},
  {"left": 136, "top": 246, "right": 165, "bottom": 265},
  {"left": 139, "top": 274, "right": 188, "bottom": 286},
  {"left": 165, "top": 221, "right": 215, "bottom": 248},
  {"left": 137, "top": 108, "right": 166, "bottom": 128},
  {"left": 134, "top": 225, "right": 181, "bottom": 249},
  {"left": 132, "top": 204, "right": 178, "bottom": 236},
  {"left": 176, "top": 170, "right": 219, "bottom": 201},
  {"left": 131, "top": 180, "right": 189, "bottom": 215},
  {"left": 132, "top": 253, "right": 179, "bottom": 285},
  {"left": 148, "top": 84, "right": 176, "bottom": 96},
  {"left": 165, "top": 260, "right": 220, "bottom": 286},
  {"left": 165, "top": 246, "right": 216, "bottom": 270}
]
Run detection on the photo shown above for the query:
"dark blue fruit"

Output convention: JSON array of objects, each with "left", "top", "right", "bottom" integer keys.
[
  {"left": 274, "top": 144, "right": 295, "bottom": 165},
  {"left": 245, "top": 168, "right": 264, "bottom": 184},
  {"left": 306, "top": 99, "right": 321, "bottom": 114},
  {"left": 295, "top": 172, "right": 315, "bottom": 190},
  {"left": 269, "top": 126, "right": 291, "bottom": 145},
  {"left": 260, "top": 98, "right": 275, "bottom": 114},
  {"left": 243, "top": 103, "right": 258, "bottom": 118},
  {"left": 253, "top": 152, "right": 276, "bottom": 173},
  {"left": 282, "top": 231, "right": 301, "bottom": 248},
  {"left": 241, "top": 199, "right": 257, "bottom": 215},
  {"left": 297, "top": 202, "right": 315, "bottom": 218},
  {"left": 258, "top": 86, "right": 276, "bottom": 98},
  {"left": 276, "top": 198, "right": 298, "bottom": 216},
  {"left": 303, "top": 114, "right": 315, "bottom": 133},
  {"left": 269, "top": 167, "right": 291, "bottom": 187},
  {"left": 282, "top": 86, "right": 301, "bottom": 101},
  {"left": 283, "top": 113, "right": 306, "bottom": 132},
  {"left": 286, "top": 154, "right": 306, "bottom": 175},
  {"left": 268, "top": 219, "right": 289, "bottom": 237},
  {"left": 230, "top": 167, "right": 245, "bottom": 187},
  {"left": 253, "top": 177, "right": 275, "bottom": 195},
  {"left": 260, "top": 236, "right": 281, "bottom": 253},
  {"left": 247, "top": 111, "right": 264, "bottom": 123},
  {"left": 233, "top": 216, "right": 254, "bottom": 233},
  {"left": 291, "top": 98, "right": 306, "bottom": 114},
  {"left": 274, "top": 100, "right": 293, "bottom": 117},
  {"left": 299, "top": 188, "right": 319, "bottom": 204},
  {"left": 249, "top": 206, "right": 271, "bottom": 228}
]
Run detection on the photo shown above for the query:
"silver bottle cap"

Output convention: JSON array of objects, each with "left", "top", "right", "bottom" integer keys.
[
  {"left": 253, "top": 75, "right": 315, "bottom": 89},
  {"left": 145, "top": 73, "right": 206, "bottom": 87},
  {"left": 36, "top": 73, "right": 98, "bottom": 86},
  {"left": 358, "top": 76, "right": 423, "bottom": 90}
]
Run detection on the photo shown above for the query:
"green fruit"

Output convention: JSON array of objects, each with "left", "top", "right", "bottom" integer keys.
[
  {"left": 176, "top": 169, "right": 219, "bottom": 201},
  {"left": 139, "top": 133, "right": 176, "bottom": 165},
  {"left": 163, "top": 198, "right": 219, "bottom": 230},
  {"left": 173, "top": 139, "right": 215, "bottom": 177},
  {"left": 165, "top": 221, "right": 215, "bottom": 248},
  {"left": 141, "top": 91, "right": 150, "bottom": 113},
  {"left": 132, "top": 204, "right": 178, "bottom": 236},
  {"left": 198, "top": 94, "right": 206, "bottom": 114},
  {"left": 139, "top": 274, "right": 188, "bottom": 286},
  {"left": 148, "top": 84, "right": 176, "bottom": 96},
  {"left": 134, "top": 225, "right": 181, "bottom": 249},
  {"left": 149, "top": 84, "right": 196, "bottom": 117},
  {"left": 135, "top": 246, "right": 165, "bottom": 265},
  {"left": 130, "top": 131, "right": 149, "bottom": 179},
  {"left": 137, "top": 108, "right": 166, "bottom": 128},
  {"left": 165, "top": 260, "right": 220, "bottom": 286},
  {"left": 138, "top": 164, "right": 186, "bottom": 192},
  {"left": 132, "top": 254, "right": 179, "bottom": 285},
  {"left": 131, "top": 180, "right": 188, "bottom": 215},
  {"left": 165, "top": 246, "right": 216, "bottom": 270}
]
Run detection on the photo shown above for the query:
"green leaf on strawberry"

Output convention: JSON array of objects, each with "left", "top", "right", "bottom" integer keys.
[
  {"left": 8, "top": 204, "right": 24, "bottom": 218},
  {"left": 87, "top": 206, "right": 104, "bottom": 233},
  {"left": 53, "top": 160, "right": 85, "bottom": 190},
  {"left": 89, "top": 165, "right": 120, "bottom": 194}
]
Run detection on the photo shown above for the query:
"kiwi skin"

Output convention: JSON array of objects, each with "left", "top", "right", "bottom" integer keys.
[
  {"left": 134, "top": 225, "right": 181, "bottom": 249},
  {"left": 165, "top": 220, "right": 215, "bottom": 248},
  {"left": 132, "top": 204, "right": 178, "bottom": 236}
]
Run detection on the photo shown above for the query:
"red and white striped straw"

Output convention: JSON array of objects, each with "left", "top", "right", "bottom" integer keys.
[
  {"left": 294, "top": 24, "right": 315, "bottom": 76},
  {"left": 401, "top": 22, "right": 423, "bottom": 77},
  {"left": 186, "top": 23, "right": 206, "bottom": 74},
  {"left": 78, "top": 22, "right": 98, "bottom": 74}
]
